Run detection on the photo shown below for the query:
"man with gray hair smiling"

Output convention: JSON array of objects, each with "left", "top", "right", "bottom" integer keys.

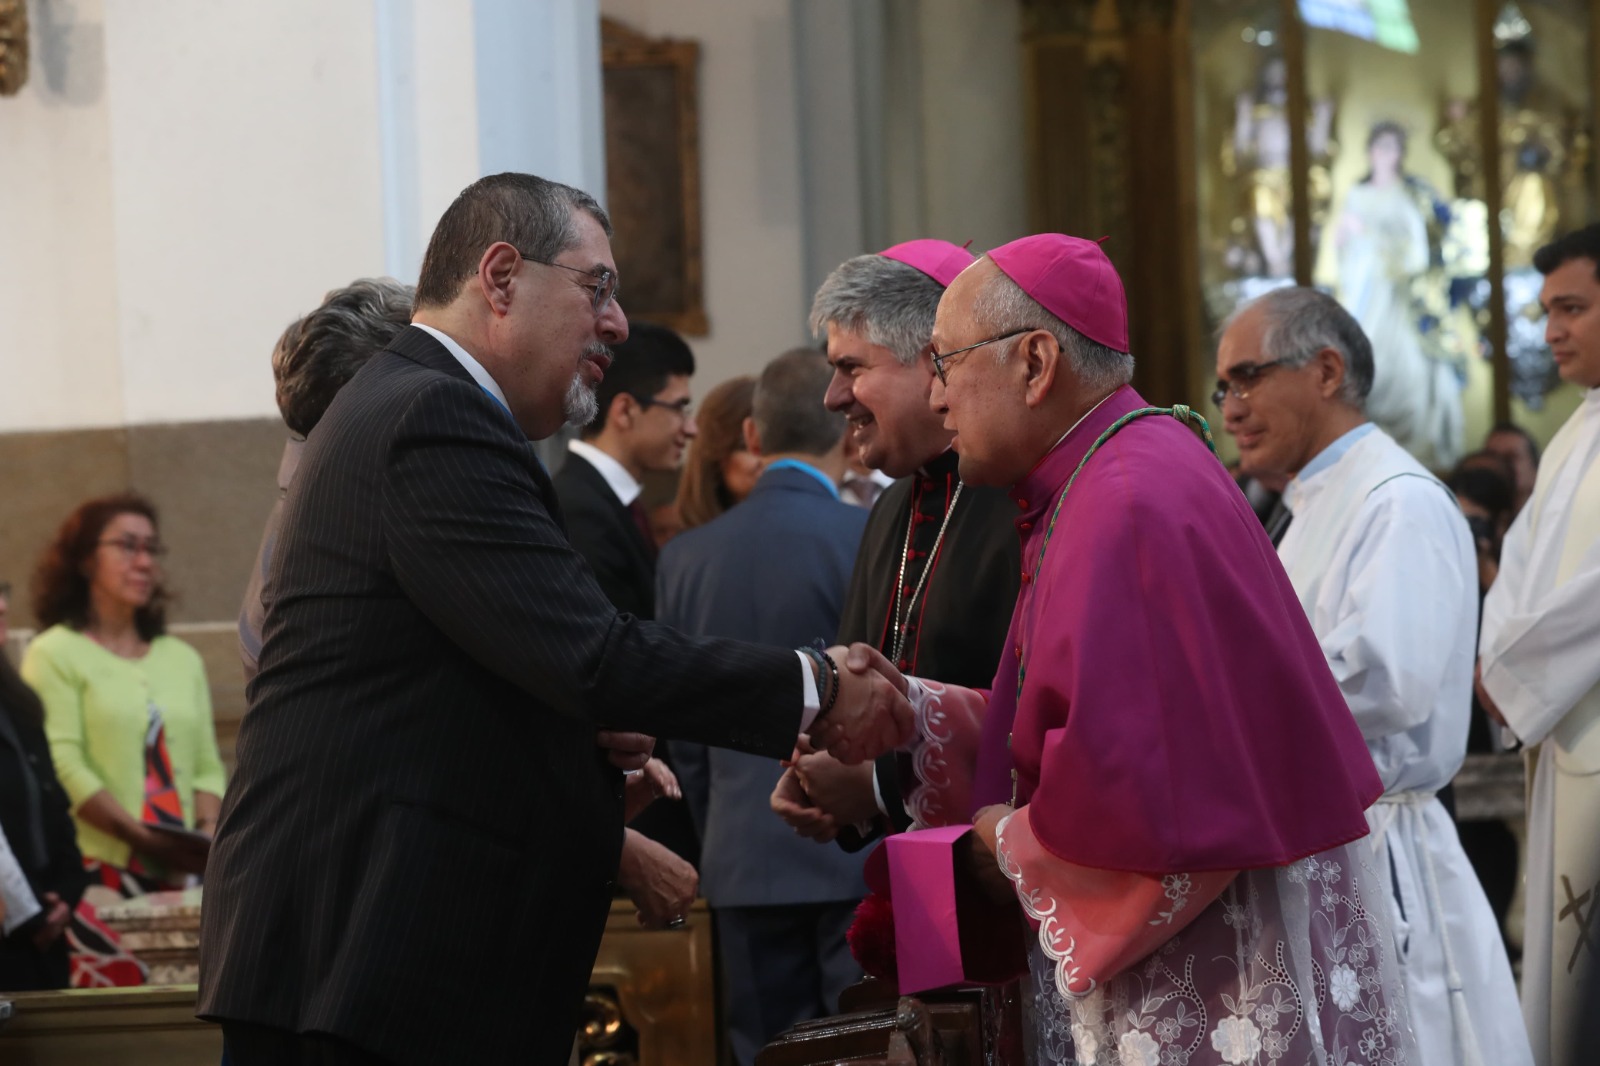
[
  {"left": 770, "top": 240, "right": 1020, "bottom": 849},
  {"left": 1216, "top": 286, "right": 1531, "bottom": 1065}
]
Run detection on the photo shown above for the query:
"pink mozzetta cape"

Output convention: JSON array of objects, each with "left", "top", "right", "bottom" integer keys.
[{"left": 971, "top": 385, "right": 1382, "bottom": 874}]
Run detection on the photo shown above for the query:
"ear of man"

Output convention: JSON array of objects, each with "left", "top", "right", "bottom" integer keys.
[
  {"left": 1021, "top": 330, "right": 1063, "bottom": 410},
  {"left": 606, "top": 391, "right": 638, "bottom": 434},
  {"left": 477, "top": 242, "right": 521, "bottom": 316},
  {"left": 1314, "top": 347, "right": 1348, "bottom": 400},
  {"left": 742, "top": 416, "right": 763, "bottom": 457}
]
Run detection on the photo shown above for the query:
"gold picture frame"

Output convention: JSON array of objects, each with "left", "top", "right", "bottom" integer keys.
[{"left": 602, "top": 18, "right": 708, "bottom": 336}]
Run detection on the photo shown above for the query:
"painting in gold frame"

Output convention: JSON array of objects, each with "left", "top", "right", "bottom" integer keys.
[{"left": 601, "top": 18, "right": 708, "bottom": 336}]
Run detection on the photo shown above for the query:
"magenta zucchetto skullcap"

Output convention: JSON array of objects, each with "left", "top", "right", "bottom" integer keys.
[
  {"left": 987, "top": 234, "right": 1130, "bottom": 353},
  {"left": 878, "top": 239, "right": 975, "bottom": 288}
]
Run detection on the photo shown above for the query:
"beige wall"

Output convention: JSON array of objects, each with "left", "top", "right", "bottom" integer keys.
[
  {"left": 599, "top": 0, "right": 1028, "bottom": 394},
  {"left": 916, "top": 0, "right": 1028, "bottom": 255},
  {"left": 0, "top": 0, "right": 391, "bottom": 434},
  {"left": 0, "top": 419, "right": 285, "bottom": 632},
  {"left": 0, "top": 420, "right": 286, "bottom": 769}
]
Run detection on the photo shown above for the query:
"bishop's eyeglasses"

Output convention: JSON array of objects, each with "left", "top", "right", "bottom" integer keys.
[
  {"left": 517, "top": 251, "right": 618, "bottom": 316},
  {"left": 931, "top": 329, "right": 1034, "bottom": 386}
]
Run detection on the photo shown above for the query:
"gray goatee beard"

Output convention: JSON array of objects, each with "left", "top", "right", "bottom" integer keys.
[{"left": 562, "top": 344, "right": 608, "bottom": 427}]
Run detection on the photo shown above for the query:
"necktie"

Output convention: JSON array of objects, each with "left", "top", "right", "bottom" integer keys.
[{"left": 628, "top": 499, "right": 659, "bottom": 560}]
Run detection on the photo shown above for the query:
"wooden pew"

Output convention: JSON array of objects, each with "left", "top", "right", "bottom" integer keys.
[{"left": 0, "top": 899, "right": 712, "bottom": 1066}]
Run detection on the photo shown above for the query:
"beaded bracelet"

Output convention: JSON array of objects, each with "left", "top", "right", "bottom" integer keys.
[
  {"left": 798, "top": 646, "right": 839, "bottom": 720},
  {"left": 818, "top": 649, "right": 841, "bottom": 719}
]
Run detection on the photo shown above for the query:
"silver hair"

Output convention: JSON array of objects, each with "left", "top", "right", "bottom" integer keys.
[
  {"left": 1221, "top": 286, "right": 1373, "bottom": 407},
  {"left": 808, "top": 254, "right": 946, "bottom": 366},
  {"left": 971, "top": 267, "right": 1135, "bottom": 393},
  {"left": 273, "top": 277, "right": 415, "bottom": 436}
]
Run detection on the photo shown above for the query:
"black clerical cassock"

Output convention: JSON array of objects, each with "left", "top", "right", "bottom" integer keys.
[{"left": 834, "top": 449, "right": 1020, "bottom": 848}]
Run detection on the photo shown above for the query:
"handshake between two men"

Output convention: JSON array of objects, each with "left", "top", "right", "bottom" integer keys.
[
  {"left": 594, "top": 645, "right": 911, "bottom": 931},
  {"left": 774, "top": 644, "right": 912, "bottom": 844},
  {"left": 601, "top": 642, "right": 911, "bottom": 776}
]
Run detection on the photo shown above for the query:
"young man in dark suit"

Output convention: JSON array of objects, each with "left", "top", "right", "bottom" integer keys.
[
  {"left": 197, "top": 173, "right": 911, "bottom": 1066},
  {"left": 555, "top": 322, "right": 701, "bottom": 865},
  {"left": 554, "top": 321, "right": 697, "bottom": 621},
  {"left": 658, "top": 350, "right": 869, "bottom": 1064}
]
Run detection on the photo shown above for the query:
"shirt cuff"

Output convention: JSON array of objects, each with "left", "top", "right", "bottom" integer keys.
[
  {"left": 797, "top": 651, "right": 821, "bottom": 733},
  {"left": 0, "top": 846, "right": 42, "bottom": 936},
  {"left": 872, "top": 762, "right": 889, "bottom": 817}
]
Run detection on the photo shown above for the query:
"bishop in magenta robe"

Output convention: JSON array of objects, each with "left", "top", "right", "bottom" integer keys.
[{"left": 839, "top": 234, "right": 1416, "bottom": 1066}]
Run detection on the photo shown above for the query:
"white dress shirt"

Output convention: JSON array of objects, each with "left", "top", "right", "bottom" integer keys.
[{"left": 566, "top": 439, "right": 643, "bottom": 506}]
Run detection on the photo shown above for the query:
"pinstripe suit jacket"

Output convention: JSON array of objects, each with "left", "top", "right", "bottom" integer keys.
[{"left": 197, "top": 326, "right": 799, "bottom": 1065}]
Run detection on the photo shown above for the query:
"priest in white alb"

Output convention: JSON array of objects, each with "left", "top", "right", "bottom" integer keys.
[
  {"left": 1477, "top": 225, "right": 1600, "bottom": 1066},
  {"left": 1218, "top": 286, "right": 1531, "bottom": 1066}
]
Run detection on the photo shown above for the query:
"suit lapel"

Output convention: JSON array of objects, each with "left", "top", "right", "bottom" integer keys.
[
  {"left": 568, "top": 453, "right": 654, "bottom": 564},
  {"left": 386, "top": 325, "right": 566, "bottom": 530}
]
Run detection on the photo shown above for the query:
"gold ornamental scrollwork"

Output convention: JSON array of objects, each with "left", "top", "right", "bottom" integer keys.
[
  {"left": 578, "top": 991, "right": 625, "bottom": 1048},
  {"left": 0, "top": 0, "right": 29, "bottom": 97},
  {"left": 582, "top": 1053, "right": 638, "bottom": 1066}
]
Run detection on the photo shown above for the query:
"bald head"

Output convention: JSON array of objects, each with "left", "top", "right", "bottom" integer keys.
[{"left": 929, "top": 256, "right": 1132, "bottom": 487}]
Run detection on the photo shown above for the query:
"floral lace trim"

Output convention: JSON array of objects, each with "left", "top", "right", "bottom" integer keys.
[
  {"left": 905, "top": 678, "right": 961, "bottom": 829},
  {"left": 1026, "top": 847, "right": 1409, "bottom": 1066},
  {"left": 1151, "top": 873, "right": 1195, "bottom": 927},
  {"left": 995, "top": 812, "right": 1097, "bottom": 1001}
]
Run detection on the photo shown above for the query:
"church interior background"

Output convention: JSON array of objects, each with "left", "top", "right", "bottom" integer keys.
[{"left": 0, "top": 0, "right": 1592, "bottom": 1061}]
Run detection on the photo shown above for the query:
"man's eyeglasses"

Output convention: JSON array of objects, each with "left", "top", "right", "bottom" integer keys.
[
  {"left": 930, "top": 329, "right": 1035, "bottom": 386},
  {"left": 517, "top": 251, "right": 618, "bottom": 315},
  {"left": 634, "top": 396, "right": 693, "bottom": 419},
  {"left": 1211, "top": 359, "right": 1287, "bottom": 407},
  {"left": 98, "top": 537, "right": 168, "bottom": 560}
]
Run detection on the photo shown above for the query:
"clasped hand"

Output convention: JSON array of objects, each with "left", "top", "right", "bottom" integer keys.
[
  {"left": 805, "top": 643, "right": 913, "bottom": 765},
  {"left": 772, "top": 644, "right": 912, "bottom": 838}
]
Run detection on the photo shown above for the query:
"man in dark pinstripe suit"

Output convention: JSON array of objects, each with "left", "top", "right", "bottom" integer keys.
[{"left": 197, "top": 173, "right": 910, "bottom": 1066}]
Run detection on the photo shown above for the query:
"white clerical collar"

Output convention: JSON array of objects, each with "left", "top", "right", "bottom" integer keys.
[
  {"left": 412, "top": 323, "right": 509, "bottom": 412},
  {"left": 567, "top": 439, "right": 642, "bottom": 506}
]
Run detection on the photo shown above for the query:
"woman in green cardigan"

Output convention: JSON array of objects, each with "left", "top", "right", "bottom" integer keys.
[{"left": 22, "top": 493, "right": 225, "bottom": 895}]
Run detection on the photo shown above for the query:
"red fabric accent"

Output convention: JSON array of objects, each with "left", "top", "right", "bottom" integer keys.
[
  {"left": 846, "top": 891, "right": 898, "bottom": 982},
  {"left": 68, "top": 901, "right": 148, "bottom": 989},
  {"left": 141, "top": 711, "right": 185, "bottom": 829}
]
